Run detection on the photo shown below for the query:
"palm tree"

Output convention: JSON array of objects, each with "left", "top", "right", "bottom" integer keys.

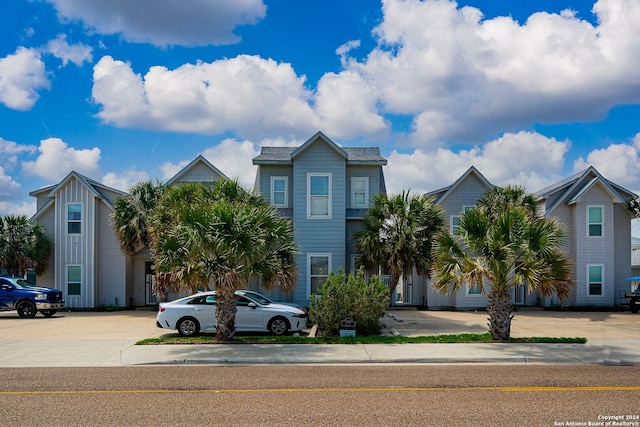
[
  {"left": 355, "top": 191, "right": 445, "bottom": 301},
  {"left": 150, "top": 180, "right": 298, "bottom": 341},
  {"left": 432, "top": 189, "right": 572, "bottom": 341},
  {"left": 111, "top": 180, "right": 164, "bottom": 256},
  {"left": 476, "top": 185, "right": 538, "bottom": 219},
  {"left": 0, "top": 215, "right": 51, "bottom": 277}
]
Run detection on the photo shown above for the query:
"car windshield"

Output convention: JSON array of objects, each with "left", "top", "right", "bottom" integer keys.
[
  {"left": 243, "top": 293, "right": 270, "bottom": 305},
  {"left": 6, "top": 278, "right": 35, "bottom": 289}
]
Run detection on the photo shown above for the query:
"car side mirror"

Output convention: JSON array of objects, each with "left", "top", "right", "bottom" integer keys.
[{"left": 248, "top": 302, "right": 257, "bottom": 309}]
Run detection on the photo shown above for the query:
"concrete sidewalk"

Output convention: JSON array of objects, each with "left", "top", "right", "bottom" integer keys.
[{"left": 1, "top": 309, "right": 639, "bottom": 367}]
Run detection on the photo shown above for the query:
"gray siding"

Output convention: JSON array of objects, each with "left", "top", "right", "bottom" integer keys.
[
  {"left": 614, "top": 204, "right": 633, "bottom": 302},
  {"left": 54, "top": 177, "right": 97, "bottom": 308},
  {"left": 96, "top": 199, "right": 127, "bottom": 307},
  {"left": 175, "top": 162, "right": 222, "bottom": 183},
  {"left": 257, "top": 165, "right": 294, "bottom": 213},
  {"left": 293, "top": 141, "right": 346, "bottom": 301},
  {"left": 426, "top": 172, "right": 491, "bottom": 309},
  {"left": 572, "top": 185, "right": 615, "bottom": 306}
]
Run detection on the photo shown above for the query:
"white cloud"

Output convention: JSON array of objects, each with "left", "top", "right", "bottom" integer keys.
[
  {"left": 92, "top": 55, "right": 319, "bottom": 139},
  {"left": 0, "top": 167, "right": 22, "bottom": 199},
  {"left": 88, "top": 0, "right": 640, "bottom": 147},
  {"left": 339, "top": 0, "right": 640, "bottom": 144},
  {"left": 159, "top": 159, "right": 191, "bottom": 181},
  {"left": 0, "top": 47, "right": 49, "bottom": 110},
  {"left": 0, "top": 199, "right": 37, "bottom": 217},
  {"left": 102, "top": 169, "right": 149, "bottom": 192},
  {"left": 22, "top": 138, "right": 101, "bottom": 181},
  {"left": 573, "top": 132, "right": 640, "bottom": 192},
  {"left": 0, "top": 137, "right": 37, "bottom": 168},
  {"left": 385, "top": 131, "right": 570, "bottom": 194},
  {"left": 202, "top": 138, "right": 260, "bottom": 187},
  {"left": 46, "top": 0, "right": 266, "bottom": 46},
  {"left": 45, "top": 34, "right": 93, "bottom": 66}
]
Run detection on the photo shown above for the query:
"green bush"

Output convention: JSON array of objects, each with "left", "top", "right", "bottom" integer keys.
[{"left": 309, "top": 269, "right": 390, "bottom": 336}]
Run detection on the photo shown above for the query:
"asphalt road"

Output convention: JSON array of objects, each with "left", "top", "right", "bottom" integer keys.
[{"left": 1, "top": 365, "right": 639, "bottom": 426}]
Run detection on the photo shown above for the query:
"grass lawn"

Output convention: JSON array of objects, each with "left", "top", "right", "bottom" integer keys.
[{"left": 137, "top": 333, "right": 587, "bottom": 345}]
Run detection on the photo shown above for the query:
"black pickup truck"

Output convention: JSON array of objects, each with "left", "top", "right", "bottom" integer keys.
[{"left": 0, "top": 276, "right": 64, "bottom": 318}]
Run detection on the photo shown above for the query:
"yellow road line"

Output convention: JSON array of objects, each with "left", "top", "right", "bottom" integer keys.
[{"left": 2, "top": 385, "right": 640, "bottom": 396}]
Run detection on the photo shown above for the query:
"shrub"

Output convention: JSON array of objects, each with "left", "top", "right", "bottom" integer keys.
[{"left": 309, "top": 269, "right": 390, "bottom": 336}]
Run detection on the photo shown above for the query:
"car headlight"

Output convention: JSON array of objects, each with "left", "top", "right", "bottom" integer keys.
[{"left": 34, "top": 293, "right": 47, "bottom": 301}]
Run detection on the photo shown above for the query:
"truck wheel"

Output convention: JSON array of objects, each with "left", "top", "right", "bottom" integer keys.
[{"left": 17, "top": 300, "right": 37, "bottom": 318}]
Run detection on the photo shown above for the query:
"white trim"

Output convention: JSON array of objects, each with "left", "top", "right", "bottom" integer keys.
[
  {"left": 587, "top": 205, "right": 604, "bottom": 238},
  {"left": 586, "top": 264, "right": 604, "bottom": 297},
  {"left": 270, "top": 176, "right": 288, "bottom": 207},
  {"left": 307, "top": 253, "right": 332, "bottom": 297},
  {"left": 351, "top": 177, "right": 369, "bottom": 208},
  {"left": 307, "top": 173, "right": 332, "bottom": 219}
]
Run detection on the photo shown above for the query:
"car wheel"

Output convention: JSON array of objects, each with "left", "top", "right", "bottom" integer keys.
[
  {"left": 41, "top": 310, "right": 57, "bottom": 317},
  {"left": 177, "top": 317, "right": 200, "bottom": 337},
  {"left": 17, "top": 300, "right": 37, "bottom": 318},
  {"left": 268, "top": 316, "right": 289, "bottom": 336}
]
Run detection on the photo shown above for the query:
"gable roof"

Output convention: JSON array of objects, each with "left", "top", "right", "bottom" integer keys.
[
  {"left": 425, "top": 166, "right": 493, "bottom": 204},
  {"left": 30, "top": 171, "right": 128, "bottom": 220},
  {"left": 535, "top": 166, "right": 638, "bottom": 216},
  {"left": 253, "top": 131, "right": 387, "bottom": 165},
  {"left": 165, "top": 155, "right": 227, "bottom": 186},
  {"left": 291, "top": 131, "right": 347, "bottom": 159}
]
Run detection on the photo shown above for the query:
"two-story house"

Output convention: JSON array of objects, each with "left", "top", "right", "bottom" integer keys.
[
  {"left": 534, "top": 166, "right": 637, "bottom": 307},
  {"left": 416, "top": 165, "right": 637, "bottom": 310},
  {"left": 252, "top": 131, "right": 387, "bottom": 305},
  {"left": 412, "top": 166, "right": 495, "bottom": 309},
  {"left": 30, "top": 155, "right": 226, "bottom": 308}
]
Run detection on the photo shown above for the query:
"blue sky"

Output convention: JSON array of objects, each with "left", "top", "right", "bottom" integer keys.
[{"left": 2, "top": 0, "right": 640, "bottom": 226}]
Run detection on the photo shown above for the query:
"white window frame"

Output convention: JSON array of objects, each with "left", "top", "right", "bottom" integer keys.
[
  {"left": 587, "top": 205, "right": 603, "bottom": 237},
  {"left": 270, "top": 176, "right": 288, "bottom": 208},
  {"left": 351, "top": 177, "right": 369, "bottom": 208},
  {"left": 307, "top": 173, "right": 332, "bottom": 219},
  {"left": 67, "top": 203, "right": 82, "bottom": 235},
  {"left": 587, "top": 264, "right": 604, "bottom": 297},
  {"left": 308, "top": 253, "right": 331, "bottom": 297},
  {"left": 67, "top": 264, "right": 82, "bottom": 296}
]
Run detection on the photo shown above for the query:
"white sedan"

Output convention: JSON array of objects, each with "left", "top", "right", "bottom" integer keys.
[{"left": 156, "top": 290, "right": 308, "bottom": 337}]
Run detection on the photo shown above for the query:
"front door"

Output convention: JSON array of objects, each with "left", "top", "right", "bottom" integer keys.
[{"left": 144, "top": 262, "right": 156, "bottom": 305}]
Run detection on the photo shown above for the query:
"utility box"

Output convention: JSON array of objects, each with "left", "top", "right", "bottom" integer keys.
[{"left": 339, "top": 318, "right": 356, "bottom": 337}]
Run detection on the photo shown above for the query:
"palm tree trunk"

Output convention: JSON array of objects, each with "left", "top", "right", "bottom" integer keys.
[
  {"left": 487, "top": 286, "right": 513, "bottom": 341},
  {"left": 215, "top": 292, "right": 238, "bottom": 342}
]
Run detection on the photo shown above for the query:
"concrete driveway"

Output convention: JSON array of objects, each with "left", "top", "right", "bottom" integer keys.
[{"left": 1, "top": 308, "right": 639, "bottom": 366}]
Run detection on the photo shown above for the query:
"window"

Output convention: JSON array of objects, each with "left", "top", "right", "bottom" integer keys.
[
  {"left": 451, "top": 206, "right": 474, "bottom": 235},
  {"left": 588, "top": 265, "right": 603, "bottom": 296},
  {"left": 588, "top": 206, "right": 603, "bottom": 237},
  {"left": 308, "top": 174, "right": 331, "bottom": 219},
  {"left": 468, "top": 283, "right": 483, "bottom": 295},
  {"left": 67, "top": 265, "right": 81, "bottom": 295},
  {"left": 451, "top": 216, "right": 461, "bottom": 235},
  {"left": 271, "top": 177, "right": 288, "bottom": 207},
  {"left": 351, "top": 177, "right": 369, "bottom": 208},
  {"left": 67, "top": 204, "right": 82, "bottom": 234},
  {"left": 308, "top": 254, "right": 331, "bottom": 296}
]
